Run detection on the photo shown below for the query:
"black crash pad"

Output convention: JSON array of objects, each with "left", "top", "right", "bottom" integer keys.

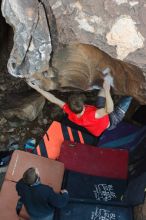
[
  {"left": 55, "top": 202, "right": 133, "bottom": 220},
  {"left": 63, "top": 170, "right": 127, "bottom": 205}
]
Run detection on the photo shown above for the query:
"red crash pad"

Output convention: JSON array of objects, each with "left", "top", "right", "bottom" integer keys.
[
  {"left": 5, "top": 150, "right": 64, "bottom": 192},
  {"left": 0, "top": 180, "right": 29, "bottom": 220},
  {"left": 58, "top": 141, "right": 128, "bottom": 179}
]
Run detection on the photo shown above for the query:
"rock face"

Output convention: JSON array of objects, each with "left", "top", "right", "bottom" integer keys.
[
  {"left": 2, "top": 93, "right": 45, "bottom": 121},
  {"left": 1, "top": 0, "right": 146, "bottom": 103},
  {"left": 1, "top": 0, "right": 52, "bottom": 77}
]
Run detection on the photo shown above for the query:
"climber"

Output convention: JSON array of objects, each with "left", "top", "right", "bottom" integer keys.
[
  {"left": 27, "top": 80, "right": 132, "bottom": 137},
  {"left": 16, "top": 167, "right": 69, "bottom": 220}
]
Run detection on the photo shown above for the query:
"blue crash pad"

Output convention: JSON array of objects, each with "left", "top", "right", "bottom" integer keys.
[
  {"left": 63, "top": 170, "right": 127, "bottom": 206},
  {"left": 56, "top": 202, "right": 133, "bottom": 220}
]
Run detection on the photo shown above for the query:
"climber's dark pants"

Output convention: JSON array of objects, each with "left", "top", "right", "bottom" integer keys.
[{"left": 96, "top": 96, "right": 133, "bottom": 130}]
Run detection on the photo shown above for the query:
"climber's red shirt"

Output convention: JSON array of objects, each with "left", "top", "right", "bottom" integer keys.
[{"left": 63, "top": 103, "right": 110, "bottom": 137}]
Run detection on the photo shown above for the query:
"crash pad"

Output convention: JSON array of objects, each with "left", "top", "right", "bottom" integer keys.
[
  {"left": 5, "top": 150, "right": 64, "bottom": 192},
  {"left": 55, "top": 202, "right": 133, "bottom": 220},
  {"left": 63, "top": 170, "right": 127, "bottom": 205},
  {"left": 0, "top": 180, "right": 29, "bottom": 220},
  {"left": 34, "top": 121, "right": 97, "bottom": 159},
  {"left": 97, "top": 122, "right": 146, "bottom": 151},
  {"left": 58, "top": 141, "right": 128, "bottom": 179}
]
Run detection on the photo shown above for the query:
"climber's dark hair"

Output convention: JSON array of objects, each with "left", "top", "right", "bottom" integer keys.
[{"left": 68, "top": 94, "right": 86, "bottom": 114}]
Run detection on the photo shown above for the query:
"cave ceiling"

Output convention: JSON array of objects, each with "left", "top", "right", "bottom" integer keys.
[{"left": 1, "top": 0, "right": 146, "bottom": 103}]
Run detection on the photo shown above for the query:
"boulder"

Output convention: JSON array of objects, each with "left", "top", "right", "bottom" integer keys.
[
  {"left": 1, "top": 0, "right": 146, "bottom": 103},
  {"left": 2, "top": 93, "right": 45, "bottom": 121}
]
